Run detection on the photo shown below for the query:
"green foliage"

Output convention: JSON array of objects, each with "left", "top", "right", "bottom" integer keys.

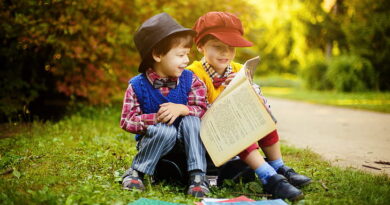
[
  {"left": 0, "top": 0, "right": 256, "bottom": 120},
  {"left": 301, "top": 59, "right": 332, "bottom": 90},
  {"left": 326, "top": 55, "right": 377, "bottom": 92},
  {"left": 0, "top": 0, "right": 138, "bottom": 120},
  {"left": 1, "top": 0, "right": 389, "bottom": 120},
  {"left": 251, "top": 0, "right": 389, "bottom": 91},
  {"left": 340, "top": 0, "right": 390, "bottom": 90},
  {"left": 1, "top": 105, "right": 390, "bottom": 204},
  {"left": 299, "top": 54, "right": 379, "bottom": 92}
]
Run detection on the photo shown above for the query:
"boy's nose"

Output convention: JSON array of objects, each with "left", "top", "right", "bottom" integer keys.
[{"left": 221, "top": 46, "right": 230, "bottom": 54}]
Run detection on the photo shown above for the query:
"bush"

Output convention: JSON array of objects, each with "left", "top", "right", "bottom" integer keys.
[
  {"left": 301, "top": 59, "right": 332, "bottom": 90},
  {"left": 0, "top": 0, "right": 258, "bottom": 121},
  {"left": 326, "top": 55, "right": 378, "bottom": 92}
]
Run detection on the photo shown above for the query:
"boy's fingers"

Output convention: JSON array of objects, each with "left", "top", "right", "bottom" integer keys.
[
  {"left": 162, "top": 114, "right": 172, "bottom": 123},
  {"left": 157, "top": 111, "right": 169, "bottom": 121},
  {"left": 158, "top": 114, "right": 168, "bottom": 123},
  {"left": 167, "top": 115, "right": 177, "bottom": 125},
  {"left": 157, "top": 107, "right": 167, "bottom": 114},
  {"left": 158, "top": 107, "right": 171, "bottom": 117}
]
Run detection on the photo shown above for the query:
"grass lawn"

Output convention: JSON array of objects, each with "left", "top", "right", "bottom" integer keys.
[
  {"left": 254, "top": 76, "right": 390, "bottom": 113},
  {"left": 1, "top": 105, "right": 389, "bottom": 204}
]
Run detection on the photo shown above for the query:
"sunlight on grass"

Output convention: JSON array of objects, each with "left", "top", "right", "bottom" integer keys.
[
  {"left": 261, "top": 87, "right": 294, "bottom": 95},
  {"left": 329, "top": 99, "right": 390, "bottom": 106},
  {"left": 261, "top": 87, "right": 390, "bottom": 113}
]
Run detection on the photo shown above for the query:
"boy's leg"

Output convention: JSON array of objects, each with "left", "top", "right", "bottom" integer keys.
[
  {"left": 238, "top": 143, "right": 260, "bottom": 160},
  {"left": 178, "top": 116, "right": 207, "bottom": 173},
  {"left": 262, "top": 142, "right": 282, "bottom": 161},
  {"left": 123, "top": 123, "right": 178, "bottom": 191},
  {"left": 178, "top": 116, "right": 208, "bottom": 198},
  {"left": 242, "top": 149, "right": 303, "bottom": 201},
  {"left": 131, "top": 123, "right": 178, "bottom": 175},
  {"left": 260, "top": 130, "right": 311, "bottom": 187},
  {"left": 262, "top": 141, "right": 283, "bottom": 170}
]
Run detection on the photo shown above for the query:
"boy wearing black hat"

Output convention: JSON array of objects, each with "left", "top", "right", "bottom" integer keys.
[{"left": 120, "top": 13, "right": 209, "bottom": 198}]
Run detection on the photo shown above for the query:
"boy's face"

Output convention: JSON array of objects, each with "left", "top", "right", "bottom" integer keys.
[
  {"left": 153, "top": 43, "right": 190, "bottom": 78},
  {"left": 198, "top": 38, "right": 236, "bottom": 73}
]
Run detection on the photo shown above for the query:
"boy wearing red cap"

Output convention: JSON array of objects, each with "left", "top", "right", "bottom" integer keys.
[
  {"left": 120, "top": 13, "right": 209, "bottom": 198},
  {"left": 187, "top": 12, "right": 311, "bottom": 201}
]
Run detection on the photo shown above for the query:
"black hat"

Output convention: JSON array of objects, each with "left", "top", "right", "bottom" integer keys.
[{"left": 134, "top": 12, "right": 195, "bottom": 72}]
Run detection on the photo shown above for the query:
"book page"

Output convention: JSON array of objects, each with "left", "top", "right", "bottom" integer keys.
[
  {"left": 217, "top": 56, "right": 260, "bottom": 100},
  {"left": 244, "top": 56, "right": 260, "bottom": 84},
  {"left": 200, "top": 78, "right": 276, "bottom": 166},
  {"left": 216, "top": 65, "right": 246, "bottom": 100}
]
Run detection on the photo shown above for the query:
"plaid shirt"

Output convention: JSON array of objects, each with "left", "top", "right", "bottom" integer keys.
[
  {"left": 120, "top": 69, "right": 208, "bottom": 134},
  {"left": 201, "top": 58, "right": 270, "bottom": 109},
  {"left": 202, "top": 57, "right": 232, "bottom": 79}
]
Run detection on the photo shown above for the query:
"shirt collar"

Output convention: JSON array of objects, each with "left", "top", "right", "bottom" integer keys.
[
  {"left": 201, "top": 57, "right": 232, "bottom": 80},
  {"left": 145, "top": 68, "right": 178, "bottom": 85}
]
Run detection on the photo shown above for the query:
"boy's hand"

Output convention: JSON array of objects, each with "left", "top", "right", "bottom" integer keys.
[
  {"left": 222, "top": 72, "right": 237, "bottom": 87},
  {"left": 157, "top": 103, "right": 189, "bottom": 125}
]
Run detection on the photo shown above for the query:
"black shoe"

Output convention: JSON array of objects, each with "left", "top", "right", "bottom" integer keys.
[
  {"left": 277, "top": 165, "right": 311, "bottom": 187},
  {"left": 122, "top": 168, "right": 145, "bottom": 191},
  {"left": 263, "top": 174, "right": 303, "bottom": 201},
  {"left": 187, "top": 175, "right": 210, "bottom": 198}
]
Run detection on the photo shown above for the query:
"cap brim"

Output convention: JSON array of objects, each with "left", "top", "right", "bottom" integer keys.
[{"left": 209, "top": 32, "right": 253, "bottom": 47}]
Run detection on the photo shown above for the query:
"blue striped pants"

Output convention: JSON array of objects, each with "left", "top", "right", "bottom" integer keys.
[{"left": 131, "top": 116, "right": 206, "bottom": 175}]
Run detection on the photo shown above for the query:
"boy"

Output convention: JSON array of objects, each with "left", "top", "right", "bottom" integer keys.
[
  {"left": 120, "top": 13, "right": 209, "bottom": 198},
  {"left": 187, "top": 12, "right": 311, "bottom": 201}
]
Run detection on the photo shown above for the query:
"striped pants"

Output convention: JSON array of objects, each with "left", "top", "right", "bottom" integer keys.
[{"left": 131, "top": 116, "right": 206, "bottom": 175}]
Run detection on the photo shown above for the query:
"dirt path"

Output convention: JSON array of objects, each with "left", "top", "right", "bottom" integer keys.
[{"left": 268, "top": 97, "right": 390, "bottom": 176}]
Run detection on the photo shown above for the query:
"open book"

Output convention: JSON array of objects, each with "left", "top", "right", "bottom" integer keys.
[{"left": 200, "top": 56, "right": 277, "bottom": 167}]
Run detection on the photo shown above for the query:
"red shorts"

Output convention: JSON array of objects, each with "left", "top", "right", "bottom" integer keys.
[{"left": 238, "top": 130, "right": 279, "bottom": 160}]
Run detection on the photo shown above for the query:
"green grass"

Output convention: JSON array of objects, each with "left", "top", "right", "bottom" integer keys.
[
  {"left": 254, "top": 76, "right": 390, "bottom": 113},
  {"left": 1, "top": 105, "right": 390, "bottom": 204}
]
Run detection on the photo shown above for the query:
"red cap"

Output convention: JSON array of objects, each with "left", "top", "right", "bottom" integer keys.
[{"left": 193, "top": 12, "right": 253, "bottom": 47}]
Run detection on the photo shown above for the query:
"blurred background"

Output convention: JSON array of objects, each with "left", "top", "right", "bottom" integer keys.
[{"left": 1, "top": 0, "right": 389, "bottom": 122}]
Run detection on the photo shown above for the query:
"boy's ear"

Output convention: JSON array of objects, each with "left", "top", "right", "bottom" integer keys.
[
  {"left": 197, "top": 46, "right": 204, "bottom": 53},
  {"left": 152, "top": 51, "right": 162, "bottom": 63}
]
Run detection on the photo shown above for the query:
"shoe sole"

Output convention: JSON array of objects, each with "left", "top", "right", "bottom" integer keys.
[
  {"left": 289, "top": 192, "right": 304, "bottom": 201},
  {"left": 294, "top": 179, "right": 312, "bottom": 188}
]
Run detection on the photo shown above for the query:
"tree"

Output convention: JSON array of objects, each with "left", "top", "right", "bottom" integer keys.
[{"left": 0, "top": 0, "right": 257, "bottom": 120}]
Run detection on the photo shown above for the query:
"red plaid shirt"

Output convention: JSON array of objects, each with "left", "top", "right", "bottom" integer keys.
[{"left": 120, "top": 69, "right": 208, "bottom": 134}]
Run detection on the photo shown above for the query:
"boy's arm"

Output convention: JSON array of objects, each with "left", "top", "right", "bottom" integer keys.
[
  {"left": 252, "top": 83, "right": 271, "bottom": 110},
  {"left": 120, "top": 84, "right": 157, "bottom": 134},
  {"left": 156, "top": 75, "right": 208, "bottom": 124},
  {"left": 186, "top": 74, "right": 208, "bottom": 117}
]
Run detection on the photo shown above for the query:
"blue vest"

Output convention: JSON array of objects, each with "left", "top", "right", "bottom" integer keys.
[{"left": 130, "top": 70, "right": 193, "bottom": 140}]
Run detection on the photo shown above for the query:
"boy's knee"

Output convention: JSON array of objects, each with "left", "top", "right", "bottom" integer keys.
[
  {"left": 181, "top": 116, "right": 200, "bottom": 126},
  {"left": 146, "top": 123, "right": 177, "bottom": 141},
  {"left": 180, "top": 116, "right": 201, "bottom": 133}
]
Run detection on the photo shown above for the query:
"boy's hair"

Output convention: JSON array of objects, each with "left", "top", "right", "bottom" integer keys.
[
  {"left": 133, "top": 12, "right": 195, "bottom": 72},
  {"left": 197, "top": 34, "right": 218, "bottom": 47},
  {"left": 142, "top": 31, "right": 194, "bottom": 72}
]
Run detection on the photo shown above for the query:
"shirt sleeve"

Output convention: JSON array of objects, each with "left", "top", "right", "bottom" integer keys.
[
  {"left": 120, "top": 84, "right": 158, "bottom": 134},
  {"left": 252, "top": 83, "right": 271, "bottom": 110},
  {"left": 186, "top": 75, "right": 208, "bottom": 118}
]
